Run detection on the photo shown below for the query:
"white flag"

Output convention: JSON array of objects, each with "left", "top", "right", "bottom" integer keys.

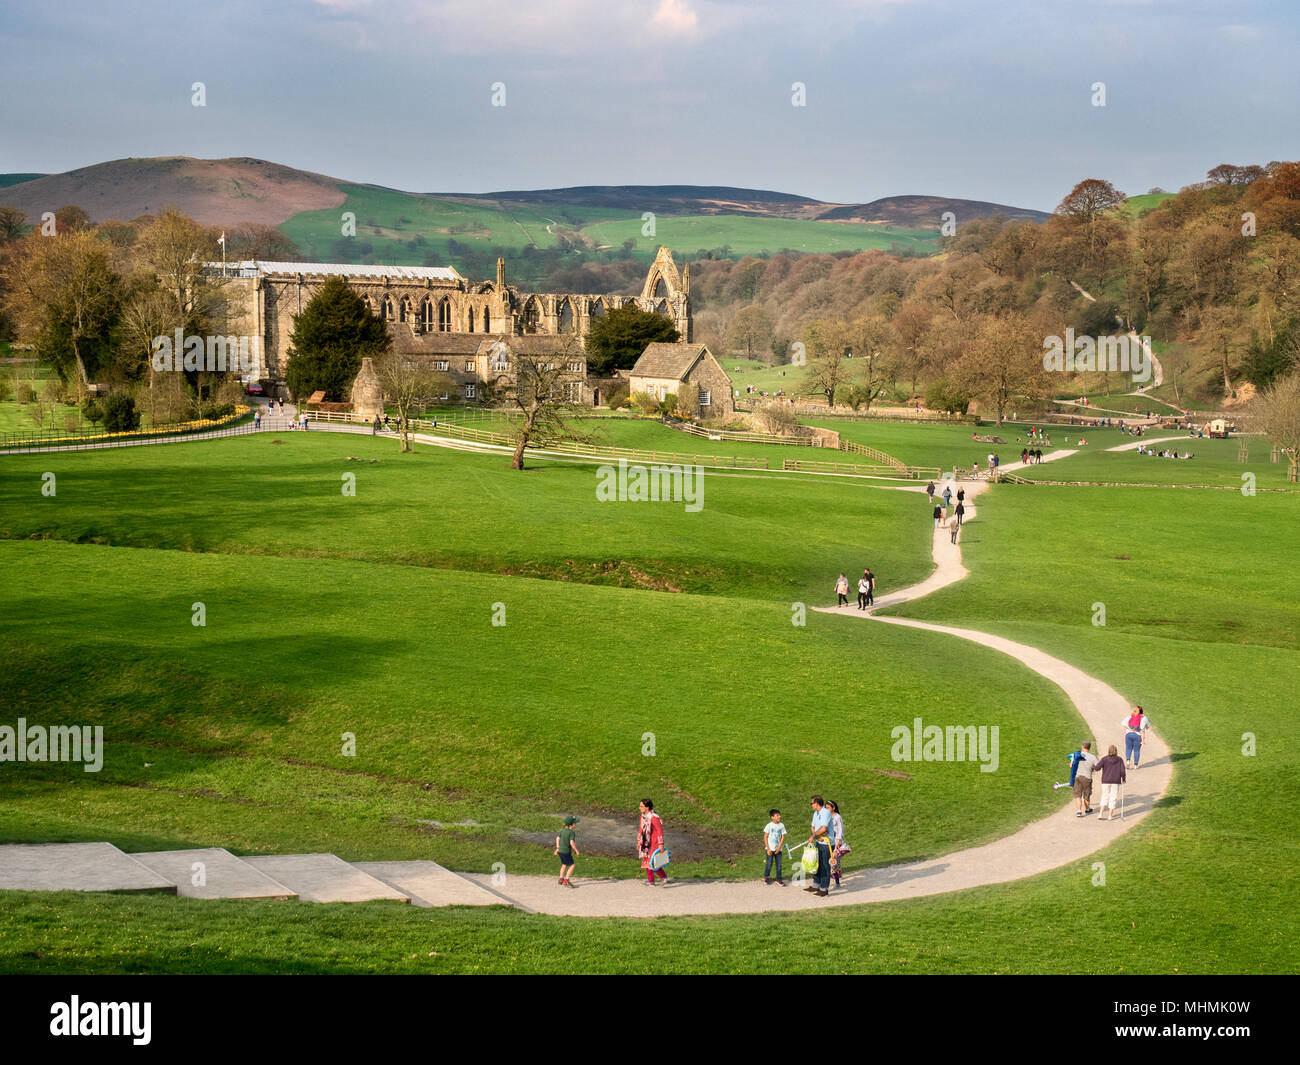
[{"left": 218, "top": 232, "right": 226, "bottom": 247}]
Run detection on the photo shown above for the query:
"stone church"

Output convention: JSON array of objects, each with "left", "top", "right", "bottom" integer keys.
[{"left": 218, "top": 246, "right": 692, "bottom": 404}]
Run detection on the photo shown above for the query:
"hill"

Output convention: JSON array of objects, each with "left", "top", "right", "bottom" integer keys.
[
  {"left": 818, "top": 195, "right": 1050, "bottom": 227},
  {"left": 0, "top": 156, "right": 345, "bottom": 226}
]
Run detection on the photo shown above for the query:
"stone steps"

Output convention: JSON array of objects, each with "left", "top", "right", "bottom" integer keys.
[{"left": 0, "top": 842, "right": 511, "bottom": 908}]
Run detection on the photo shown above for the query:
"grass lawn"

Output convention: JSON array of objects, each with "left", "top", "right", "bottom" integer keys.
[
  {"left": 1, "top": 432, "right": 1295, "bottom": 974},
  {"left": 581, "top": 215, "right": 938, "bottom": 258},
  {"left": 1015, "top": 433, "right": 1298, "bottom": 490}
]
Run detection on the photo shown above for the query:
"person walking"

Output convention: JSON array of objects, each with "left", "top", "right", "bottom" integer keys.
[
  {"left": 763, "top": 809, "right": 787, "bottom": 885},
  {"left": 827, "top": 800, "right": 849, "bottom": 888},
  {"left": 933, "top": 502, "right": 943, "bottom": 528},
  {"left": 863, "top": 568, "right": 875, "bottom": 606},
  {"left": 955, "top": 500, "right": 966, "bottom": 526},
  {"left": 957, "top": 486, "right": 965, "bottom": 504},
  {"left": 1124, "top": 706, "right": 1151, "bottom": 768},
  {"left": 926, "top": 481, "right": 936, "bottom": 503},
  {"left": 1071, "top": 742, "right": 1098, "bottom": 817},
  {"left": 835, "top": 573, "right": 849, "bottom": 606},
  {"left": 856, "top": 574, "right": 869, "bottom": 610},
  {"left": 555, "top": 815, "right": 580, "bottom": 887},
  {"left": 1095, "top": 746, "right": 1127, "bottom": 821},
  {"left": 805, "top": 796, "right": 833, "bottom": 897},
  {"left": 637, "top": 799, "right": 668, "bottom": 886},
  {"left": 949, "top": 512, "right": 960, "bottom": 544},
  {"left": 942, "top": 484, "right": 953, "bottom": 508}
]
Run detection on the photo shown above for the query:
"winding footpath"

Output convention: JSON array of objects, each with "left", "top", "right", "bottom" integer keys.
[{"left": 461, "top": 480, "right": 1172, "bottom": 917}]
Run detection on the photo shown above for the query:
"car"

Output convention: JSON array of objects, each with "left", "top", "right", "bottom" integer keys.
[{"left": 244, "top": 382, "right": 266, "bottom": 396}]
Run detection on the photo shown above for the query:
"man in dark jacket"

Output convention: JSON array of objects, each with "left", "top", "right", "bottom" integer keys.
[{"left": 1096, "top": 744, "right": 1127, "bottom": 821}]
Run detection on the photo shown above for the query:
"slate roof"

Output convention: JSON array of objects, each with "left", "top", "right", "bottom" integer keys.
[{"left": 630, "top": 343, "right": 708, "bottom": 381}]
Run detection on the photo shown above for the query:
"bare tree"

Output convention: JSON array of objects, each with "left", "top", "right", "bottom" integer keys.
[
  {"left": 374, "top": 354, "right": 451, "bottom": 453},
  {"left": 484, "top": 338, "right": 595, "bottom": 470},
  {"left": 1251, "top": 371, "right": 1300, "bottom": 482}
]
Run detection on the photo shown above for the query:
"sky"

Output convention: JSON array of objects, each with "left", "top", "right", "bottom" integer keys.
[{"left": 1, "top": 0, "right": 1297, "bottom": 211}]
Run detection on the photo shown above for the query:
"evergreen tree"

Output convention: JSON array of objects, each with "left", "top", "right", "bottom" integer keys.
[
  {"left": 584, "top": 303, "right": 679, "bottom": 375},
  {"left": 285, "top": 277, "right": 391, "bottom": 400}
]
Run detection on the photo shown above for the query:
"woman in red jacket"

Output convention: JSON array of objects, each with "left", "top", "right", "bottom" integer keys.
[{"left": 638, "top": 799, "right": 668, "bottom": 885}]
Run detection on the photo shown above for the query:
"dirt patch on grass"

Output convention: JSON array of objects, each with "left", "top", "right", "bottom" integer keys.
[{"left": 497, "top": 557, "right": 721, "bottom": 594}]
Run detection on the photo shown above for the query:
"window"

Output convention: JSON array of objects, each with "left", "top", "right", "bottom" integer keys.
[
  {"left": 542, "top": 362, "right": 554, "bottom": 371},
  {"left": 491, "top": 346, "right": 508, "bottom": 372},
  {"left": 433, "top": 361, "right": 449, "bottom": 372},
  {"left": 468, "top": 307, "right": 476, "bottom": 332},
  {"left": 438, "top": 299, "right": 451, "bottom": 332},
  {"left": 464, "top": 384, "right": 476, "bottom": 399},
  {"left": 568, "top": 361, "right": 583, "bottom": 373},
  {"left": 700, "top": 389, "right": 711, "bottom": 407},
  {"left": 465, "top": 360, "right": 475, "bottom": 372},
  {"left": 564, "top": 381, "right": 582, "bottom": 402},
  {"left": 483, "top": 308, "right": 491, "bottom": 332}
]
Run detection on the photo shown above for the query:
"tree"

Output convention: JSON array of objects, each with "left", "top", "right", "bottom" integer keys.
[
  {"left": 725, "top": 305, "right": 774, "bottom": 359},
  {"left": 0, "top": 207, "right": 25, "bottom": 243},
  {"left": 801, "top": 318, "right": 853, "bottom": 407},
  {"left": 4, "top": 229, "right": 123, "bottom": 394},
  {"left": 1250, "top": 371, "right": 1300, "bottom": 482},
  {"left": 891, "top": 300, "right": 933, "bottom": 398},
  {"left": 285, "top": 277, "right": 391, "bottom": 400},
  {"left": 950, "top": 313, "right": 1048, "bottom": 424},
  {"left": 488, "top": 338, "right": 594, "bottom": 470},
  {"left": 925, "top": 377, "right": 971, "bottom": 416},
  {"left": 584, "top": 303, "right": 679, "bottom": 375},
  {"left": 1054, "top": 178, "right": 1127, "bottom": 267},
  {"left": 374, "top": 353, "right": 451, "bottom": 453},
  {"left": 846, "top": 314, "right": 895, "bottom": 408},
  {"left": 225, "top": 223, "right": 301, "bottom": 262},
  {"left": 137, "top": 207, "right": 221, "bottom": 334},
  {"left": 54, "top": 205, "right": 92, "bottom": 233},
  {"left": 99, "top": 392, "right": 141, "bottom": 432}
]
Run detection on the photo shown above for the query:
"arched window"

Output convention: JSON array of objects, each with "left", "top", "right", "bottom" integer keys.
[
  {"left": 558, "top": 298, "right": 575, "bottom": 334},
  {"left": 382, "top": 297, "right": 394, "bottom": 320},
  {"left": 399, "top": 297, "right": 412, "bottom": 323},
  {"left": 467, "top": 306, "right": 476, "bottom": 333},
  {"left": 438, "top": 298, "right": 452, "bottom": 332},
  {"left": 589, "top": 299, "right": 605, "bottom": 319},
  {"left": 521, "top": 298, "right": 540, "bottom": 334},
  {"left": 653, "top": 276, "right": 668, "bottom": 298},
  {"left": 655, "top": 298, "right": 670, "bottom": 317},
  {"left": 483, "top": 307, "right": 491, "bottom": 332},
  {"left": 421, "top": 299, "right": 434, "bottom": 332},
  {"left": 490, "top": 343, "right": 509, "bottom": 373}
]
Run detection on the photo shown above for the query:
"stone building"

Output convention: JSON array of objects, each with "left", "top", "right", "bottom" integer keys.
[
  {"left": 628, "top": 343, "right": 735, "bottom": 418},
  {"left": 216, "top": 246, "right": 692, "bottom": 404}
]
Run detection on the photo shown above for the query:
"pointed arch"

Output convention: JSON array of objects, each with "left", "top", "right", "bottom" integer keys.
[
  {"left": 399, "top": 296, "right": 413, "bottom": 323},
  {"left": 483, "top": 306, "right": 491, "bottom": 333},
  {"left": 653, "top": 275, "right": 668, "bottom": 298},
  {"left": 558, "top": 297, "right": 575, "bottom": 334},
  {"left": 589, "top": 298, "right": 605, "bottom": 319},
  {"left": 381, "top": 296, "right": 395, "bottom": 321},
  {"left": 521, "top": 297, "right": 540, "bottom": 334},
  {"left": 438, "top": 297, "right": 452, "bottom": 332},
  {"left": 467, "top": 306, "right": 476, "bottom": 333},
  {"left": 421, "top": 298, "right": 434, "bottom": 331}
]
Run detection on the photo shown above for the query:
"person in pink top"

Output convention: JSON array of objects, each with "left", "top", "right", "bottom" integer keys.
[{"left": 638, "top": 799, "right": 668, "bottom": 886}]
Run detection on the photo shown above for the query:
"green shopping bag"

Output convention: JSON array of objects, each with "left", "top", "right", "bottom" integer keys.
[{"left": 800, "top": 845, "right": 819, "bottom": 874}]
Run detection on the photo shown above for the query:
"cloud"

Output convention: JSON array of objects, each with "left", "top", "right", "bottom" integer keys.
[{"left": 650, "top": 0, "right": 700, "bottom": 37}]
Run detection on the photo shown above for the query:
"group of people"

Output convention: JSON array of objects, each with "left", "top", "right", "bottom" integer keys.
[
  {"left": 1020, "top": 447, "right": 1047, "bottom": 464},
  {"left": 1135, "top": 444, "right": 1194, "bottom": 459},
  {"left": 764, "top": 798, "right": 850, "bottom": 894},
  {"left": 835, "top": 568, "right": 878, "bottom": 608},
  {"left": 924, "top": 481, "right": 966, "bottom": 542},
  {"left": 1064, "top": 707, "right": 1152, "bottom": 822},
  {"left": 552, "top": 798, "right": 672, "bottom": 888}
]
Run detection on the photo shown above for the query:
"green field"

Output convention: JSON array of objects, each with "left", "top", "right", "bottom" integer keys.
[
  {"left": 0, "top": 430, "right": 1295, "bottom": 973},
  {"left": 581, "top": 215, "right": 939, "bottom": 257}
]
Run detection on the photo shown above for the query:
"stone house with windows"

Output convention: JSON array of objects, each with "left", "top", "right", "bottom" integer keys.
[{"left": 628, "top": 343, "right": 734, "bottom": 418}]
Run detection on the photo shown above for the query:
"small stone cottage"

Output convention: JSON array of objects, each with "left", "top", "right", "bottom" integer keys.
[{"left": 628, "top": 343, "right": 734, "bottom": 418}]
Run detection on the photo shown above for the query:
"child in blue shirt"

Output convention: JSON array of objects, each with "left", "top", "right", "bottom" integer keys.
[{"left": 763, "top": 809, "right": 787, "bottom": 885}]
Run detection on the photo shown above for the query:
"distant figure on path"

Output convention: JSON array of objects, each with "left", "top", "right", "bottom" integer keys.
[
  {"left": 835, "top": 573, "right": 849, "bottom": 606},
  {"left": 763, "top": 809, "right": 787, "bottom": 885},
  {"left": 942, "top": 485, "right": 952, "bottom": 507},
  {"left": 856, "top": 574, "right": 869, "bottom": 610},
  {"left": 1095, "top": 746, "right": 1127, "bottom": 821},
  {"left": 555, "top": 815, "right": 579, "bottom": 887},
  {"left": 957, "top": 487, "right": 965, "bottom": 504},
  {"left": 863, "top": 568, "right": 875, "bottom": 606},
  {"left": 949, "top": 513, "right": 960, "bottom": 544},
  {"left": 933, "top": 502, "right": 943, "bottom": 528},
  {"left": 638, "top": 799, "right": 668, "bottom": 886},
  {"left": 1124, "top": 707, "right": 1151, "bottom": 768},
  {"left": 926, "top": 481, "right": 936, "bottom": 502},
  {"left": 955, "top": 501, "right": 966, "bottom": 526}
]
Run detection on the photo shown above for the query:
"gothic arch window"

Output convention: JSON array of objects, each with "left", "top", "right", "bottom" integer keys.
[
  {"left": 382, "top": 296, "right": 394, "bottom": 321},
  {"left": 558, "top": 298, "right": 575, "bottom": 334},
  {"left": 653, "top": 275, "right": 668, "bottom": 298},
  {"left": 483, "top": 307, "right": 491, "bottom": 332},
  {"left": 399, "top": 297, "right": 412, "bottom": 323},
  {"left": 438, "top": 298, "right": 452, "bottom": 332},
  {"left": 421, "top": 299, "right": 434, "bottom": 331},
  {"left": 589, "top": 299, "right": 605, "bottom": 319},
  {"left": 467, "top": 306, "right": 476, "bottom": 332},
  {"left": 654, "top": 298, "right": 670, "bottom": 317},
  {"left": 521, "top": 297, "right": 540, "bottom": 334}
]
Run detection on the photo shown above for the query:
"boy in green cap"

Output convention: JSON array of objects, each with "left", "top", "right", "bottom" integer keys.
[{"left": 555, "top": 815, "right": 580, "bottom": 887}]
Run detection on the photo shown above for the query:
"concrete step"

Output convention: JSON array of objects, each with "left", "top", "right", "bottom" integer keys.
[
  {"left": 241, "top": 853, "right": 409, "bottom": 904},
  {"left": 352, "top": 860, "right": 511, "bottom": 908},
  {"left": 129, "top": 848, "right": 298, "bottom": 901},
  {"left": 0, "top": 842, "right": 176, "bottom": 895}
]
